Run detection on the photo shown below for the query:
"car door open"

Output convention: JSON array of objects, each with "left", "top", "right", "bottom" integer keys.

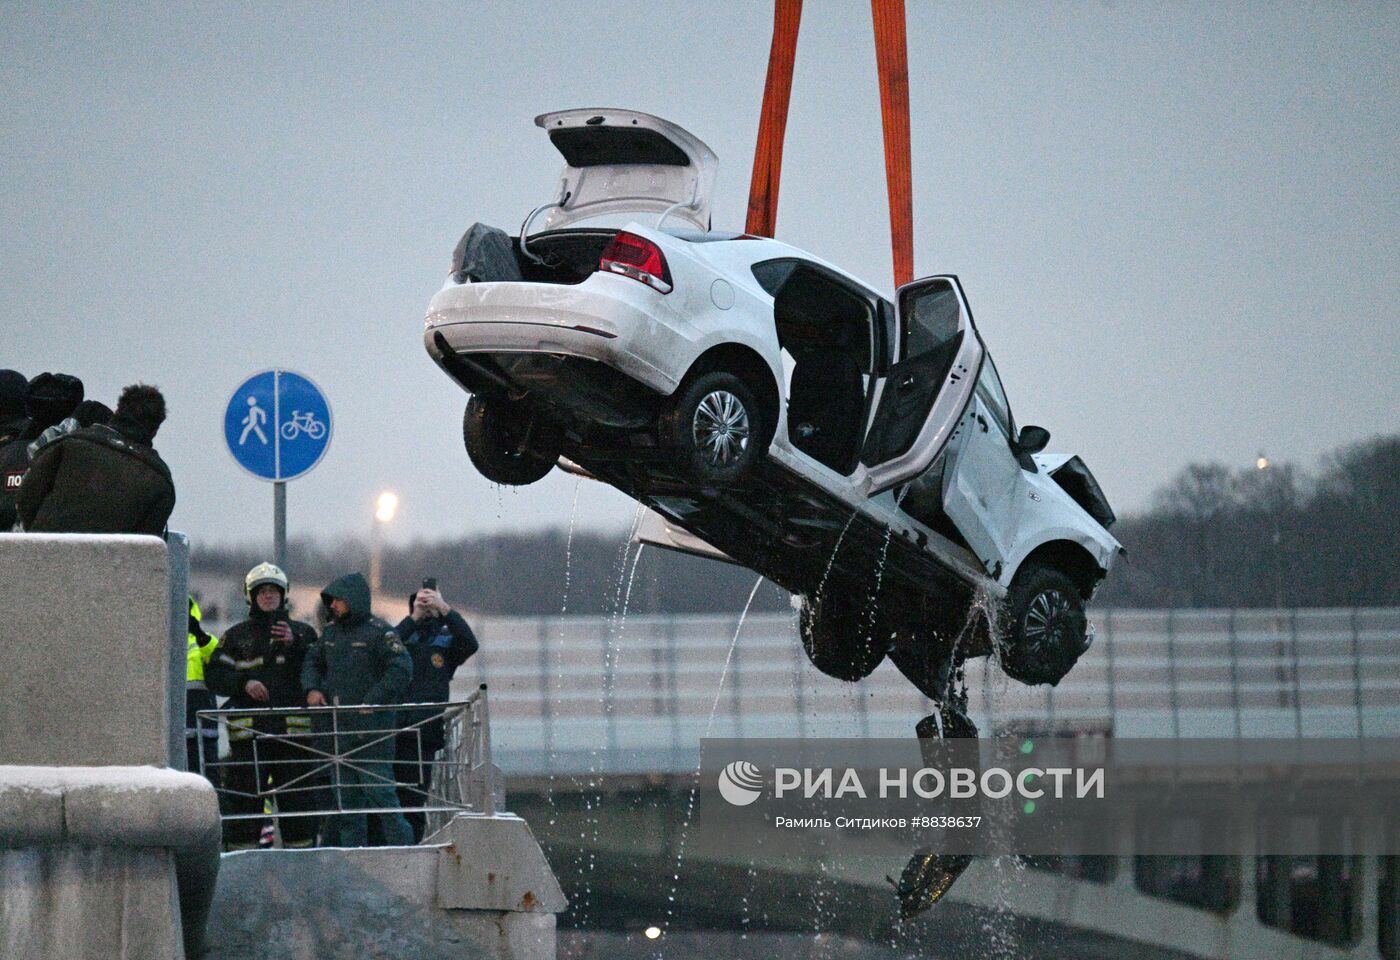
[{"left": 861, "top": 276, "right": 982, "bottom": 495}]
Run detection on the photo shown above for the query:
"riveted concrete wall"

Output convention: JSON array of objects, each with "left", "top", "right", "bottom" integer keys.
[{"left": 0, "top": 534, "right": 170, "bottom": 767}]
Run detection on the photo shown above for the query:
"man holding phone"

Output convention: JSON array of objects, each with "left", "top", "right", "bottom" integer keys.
[
  {"left": 207, "top": 562, "right": 320, "bottom": 848},
  {"left": 393, "top": 578, "right": 479, "bottom": 842}
]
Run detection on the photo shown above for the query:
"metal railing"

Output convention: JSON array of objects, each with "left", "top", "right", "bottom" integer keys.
[
  {"left": 196, "top": 684, "right": 500, "bottom": 841},
  {"left": 445, "top": 607, "right": 1400, "bottom": 774}
]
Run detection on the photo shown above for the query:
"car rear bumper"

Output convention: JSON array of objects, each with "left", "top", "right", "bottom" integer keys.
[{"left": 423, "top": 276, "right": 684, "bottom": 397}]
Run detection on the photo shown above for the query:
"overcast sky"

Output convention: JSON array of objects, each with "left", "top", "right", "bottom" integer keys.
[{"left": 3, "top": 1, "right": 1396, "bottom": 550}]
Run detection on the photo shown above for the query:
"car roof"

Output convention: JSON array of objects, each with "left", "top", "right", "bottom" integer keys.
[{"left": 655, "top": 228, "right": 891, "bottom": 302}]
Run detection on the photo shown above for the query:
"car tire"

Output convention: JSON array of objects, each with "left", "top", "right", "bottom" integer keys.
[
  {"left": 461, "top": 394, "right": 562, "bottom": 486},
  {"left": 999, "top": 563, "right": 1091, "bottom": 686},
  {"left": 799, "top": 588, "right": 887, "bottom": 681},
  {"left": 662, "top": 371, "right": 763, "bottom": 485}
]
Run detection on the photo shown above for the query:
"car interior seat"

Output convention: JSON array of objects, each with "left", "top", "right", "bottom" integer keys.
[{"left": 788, "top": 345, "right": 865, "bottom": 473}]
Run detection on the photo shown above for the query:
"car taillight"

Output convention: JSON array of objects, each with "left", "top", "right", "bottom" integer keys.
[{"left": 599, "top": 232, "right": 673, "bottom": 294}]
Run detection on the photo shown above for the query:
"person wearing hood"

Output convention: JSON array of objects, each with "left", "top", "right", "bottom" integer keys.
[
  {"left": 208, "top": 563, "right": 320, "bottom": 849},
  {"left": 16, "top": 383, "right": 174, "bottom": 535},
  {"left": 0, "top": 371, "right": 83, "bottom": 529},
  {"left": 301, "top": 572, "right": 414, "bottom": 847},
  {"left": 391, "top": 582, "right": 479, "bottom": 842}
]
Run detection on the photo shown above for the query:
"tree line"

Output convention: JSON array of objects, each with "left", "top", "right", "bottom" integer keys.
[{"left": 193, "top": 435, "right": 1398, "bottom": 614}]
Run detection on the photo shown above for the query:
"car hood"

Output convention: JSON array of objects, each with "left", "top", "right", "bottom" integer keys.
[{"left": 533, "top": 108, "right": 717, "bottom": 233}]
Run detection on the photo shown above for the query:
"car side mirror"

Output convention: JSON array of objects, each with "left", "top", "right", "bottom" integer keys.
[{"left": 1016, "top": 425, "right": 1050, "bottom": 455}]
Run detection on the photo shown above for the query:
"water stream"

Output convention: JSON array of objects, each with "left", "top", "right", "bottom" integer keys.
[{"left": 657, "top": 573, "right": 766, "bottom": 957}]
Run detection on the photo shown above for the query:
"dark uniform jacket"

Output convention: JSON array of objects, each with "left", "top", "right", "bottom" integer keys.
[
  {"left": 16, "top": 419, "right": 175, "bottom": 535},
  {"left": 394, "top": 609, "right": 479, "bottom": 749},
  {"left": 0, "top": 433, "right": 33, "bottom": 529},
  {"left": 207, "top": 604, "right": 318, "bottom": 731},
  {"left": 301, "top": 573, "right": 412, "bottom": 707},
  {"left": 395, "top": 610, "right": 478, "bottom": 705}
]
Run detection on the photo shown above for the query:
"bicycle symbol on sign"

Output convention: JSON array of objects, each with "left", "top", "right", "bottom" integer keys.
[{"left": 280, "top": 410, "right": 327, "bottom": 441}]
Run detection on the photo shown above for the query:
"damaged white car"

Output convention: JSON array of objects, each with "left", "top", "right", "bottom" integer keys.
[{"left": 423, "top": 108, "right": 1121, "bottom": 697}]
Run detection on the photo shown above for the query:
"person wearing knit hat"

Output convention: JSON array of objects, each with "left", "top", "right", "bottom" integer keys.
[
  {"left": 0, "top": 370, "right": 27, "bottom": 445},
  {"left": 0, "top": 372, "right": 84, "bottom": 529}
]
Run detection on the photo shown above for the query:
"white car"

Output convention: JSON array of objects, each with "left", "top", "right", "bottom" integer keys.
[{"left": 424, "top": 108, "right": 1122, "bottom": 696}]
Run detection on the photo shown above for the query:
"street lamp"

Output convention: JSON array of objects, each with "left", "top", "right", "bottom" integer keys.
[{"left": 370, "top": 490, "right": 398, "bottom": 597}]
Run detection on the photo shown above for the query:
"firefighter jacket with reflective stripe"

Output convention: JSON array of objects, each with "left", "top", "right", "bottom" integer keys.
[{"left": 207, "top": 607, "right": 317, "bottom": 736}]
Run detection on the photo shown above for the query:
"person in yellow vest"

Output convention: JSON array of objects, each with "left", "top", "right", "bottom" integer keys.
[{"left": 186, "top": 598, "right": 219, "bottom": 778}]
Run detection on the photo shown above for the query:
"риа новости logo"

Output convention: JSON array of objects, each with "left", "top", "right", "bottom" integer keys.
[{"left": 718, "top": 761, "right": 764, "bottom": 806}]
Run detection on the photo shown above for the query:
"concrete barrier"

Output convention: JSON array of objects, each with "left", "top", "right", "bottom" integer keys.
[
  {"left": 0, "top": 765, "right": 220, "bottom": 960},
  {"left": 205, "top": 813, "right": 565, "bottom": 960},
  {"left": 0, "top": 534, "right": 220, "bottom": 959},
  {"left": 0, "top": 534, "right": 171, "bottom": 767}
]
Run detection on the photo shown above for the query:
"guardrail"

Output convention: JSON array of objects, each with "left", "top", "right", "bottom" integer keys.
[
  {"left": 196, "top": 685, "right": 501, "bottom": 842},
  {"left": 446, "top": 608, "right": 1400, "bottom": 774}
]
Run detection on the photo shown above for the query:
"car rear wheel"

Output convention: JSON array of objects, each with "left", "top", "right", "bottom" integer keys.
[
  {"left": 461, "top": 394, "right": 562, "bottom": 486},
  {"left": 999, "top": 563, "right": 1091, "bottom": 686},
  {"left": 799, "top": 586, "right": 888, "bottom": 681},
  {"left": 662, "top": 371, "right": 763, "bottom": 485}
]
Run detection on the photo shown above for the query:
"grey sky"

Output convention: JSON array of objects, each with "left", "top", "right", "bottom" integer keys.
[{"left": 3, "top": 1, "right": 1396, "bottom": 550}]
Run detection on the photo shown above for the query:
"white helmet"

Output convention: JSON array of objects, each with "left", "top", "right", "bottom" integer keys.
[{"left": 244, "top": 562, "right": 289, "bottom": 602}]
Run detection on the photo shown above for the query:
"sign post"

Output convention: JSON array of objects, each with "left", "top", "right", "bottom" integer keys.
[{"left": 224, "top": 369, "right": 333, "bottom": 569}]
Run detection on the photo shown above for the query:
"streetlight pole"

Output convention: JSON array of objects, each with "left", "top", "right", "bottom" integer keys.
[{"left": 1257, "top": 455, "right": 1284, "bottom": 610}]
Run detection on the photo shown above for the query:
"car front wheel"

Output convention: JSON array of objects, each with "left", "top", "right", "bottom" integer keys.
[
  {"left": 662, "top": 371, "right": 763, "bottom": 485},
  {"left": 461, "top": 394, "right": 562, "bottom": 486},
  {"left": 999, "top": 563, "right": 1091, "bottom": 686}
]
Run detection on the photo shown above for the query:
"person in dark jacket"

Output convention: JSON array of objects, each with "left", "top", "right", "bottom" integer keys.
[
  {"left": 27, "top": 399, "right": 113, "bottom": 460},
  {"left": 16, "top": 383, "right": 174, "bottom": 535},
  {"left": 0, "top": 370, "right": 28, "bottom": 446},
  {"left": 392, "top": 583, "right": 479, "bottom": 841},
  {"left": 301, "top": 572, "right": 414, "bottom": 847},
  {"left": 207, "top": 563, "right": 320, "bottom": 849},
  {"left": 0, "top": 372, "right": 83, "bottom": 529}
]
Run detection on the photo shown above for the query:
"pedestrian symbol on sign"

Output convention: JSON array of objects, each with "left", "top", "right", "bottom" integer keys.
[{"left": 239, "top": 396, "right": 269, "bottom": 446}]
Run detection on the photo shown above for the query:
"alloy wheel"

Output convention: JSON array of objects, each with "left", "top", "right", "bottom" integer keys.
[
  {"left": 1022, "top": 588, "right": 1074, "bottom": 652},
  {"left": 691, "top": 390, "right": 751, "bottom": 468}
]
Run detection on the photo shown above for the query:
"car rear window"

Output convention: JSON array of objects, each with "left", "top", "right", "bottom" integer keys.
[{"left": 548, "top": 127, "right": 690, "bottom": 167}]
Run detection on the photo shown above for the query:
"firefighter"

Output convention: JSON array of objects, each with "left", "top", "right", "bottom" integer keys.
[
  {"left": 186, "top": 598, "right": 219, "bottom": 778},
  {"left": 206, "top": 563, "right": 320, "bottom": 849}
]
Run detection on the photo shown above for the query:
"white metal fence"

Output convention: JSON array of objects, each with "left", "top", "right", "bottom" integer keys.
[
  {"left": 447, "top": 607, "right": 1400, "bottom": 774},
  {"left": 197, "top": 686, "right": 501, "bottom": 834}
]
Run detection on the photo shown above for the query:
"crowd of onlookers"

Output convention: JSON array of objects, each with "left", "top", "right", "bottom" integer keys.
[
  {"left": 4, "top": 369, "right": 480, "bottom": 849},
  {"left": 1, "top": 369, "right": 174, "bottom": 535},
  {"left": 189, "top": 563, "right": 479, "bottom": 850}
]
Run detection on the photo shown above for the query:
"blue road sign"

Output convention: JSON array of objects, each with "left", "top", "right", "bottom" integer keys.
[{"left": 224, "top": 369, "right": 332, "bottom": 482}]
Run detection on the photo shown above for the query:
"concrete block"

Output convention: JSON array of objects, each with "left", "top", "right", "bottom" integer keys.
[
  {"left": 0, "top": 846, "right": 184, "bottom": 960},
  {"left": 0, "top": 765, "right": 222, "bottom": 959},
  {"left": 63, "top": 768, "right": 220, "bottom": 848},
  {"left": 207, "top": 847, "right": 493, "bottom": 960},
  {"left": 0, "top": 534, "right": 170, "bottom": 767},
  {"left": 435, "top": 813, "right": 568, "bottom": 913},
  {"left": 0, "top": 779, "right": 63, "bottom": 847}
]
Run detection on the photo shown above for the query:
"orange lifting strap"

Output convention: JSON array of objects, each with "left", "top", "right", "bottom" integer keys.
[{"left": 745, "top": 0, "right": 915, "bottom": 289}]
